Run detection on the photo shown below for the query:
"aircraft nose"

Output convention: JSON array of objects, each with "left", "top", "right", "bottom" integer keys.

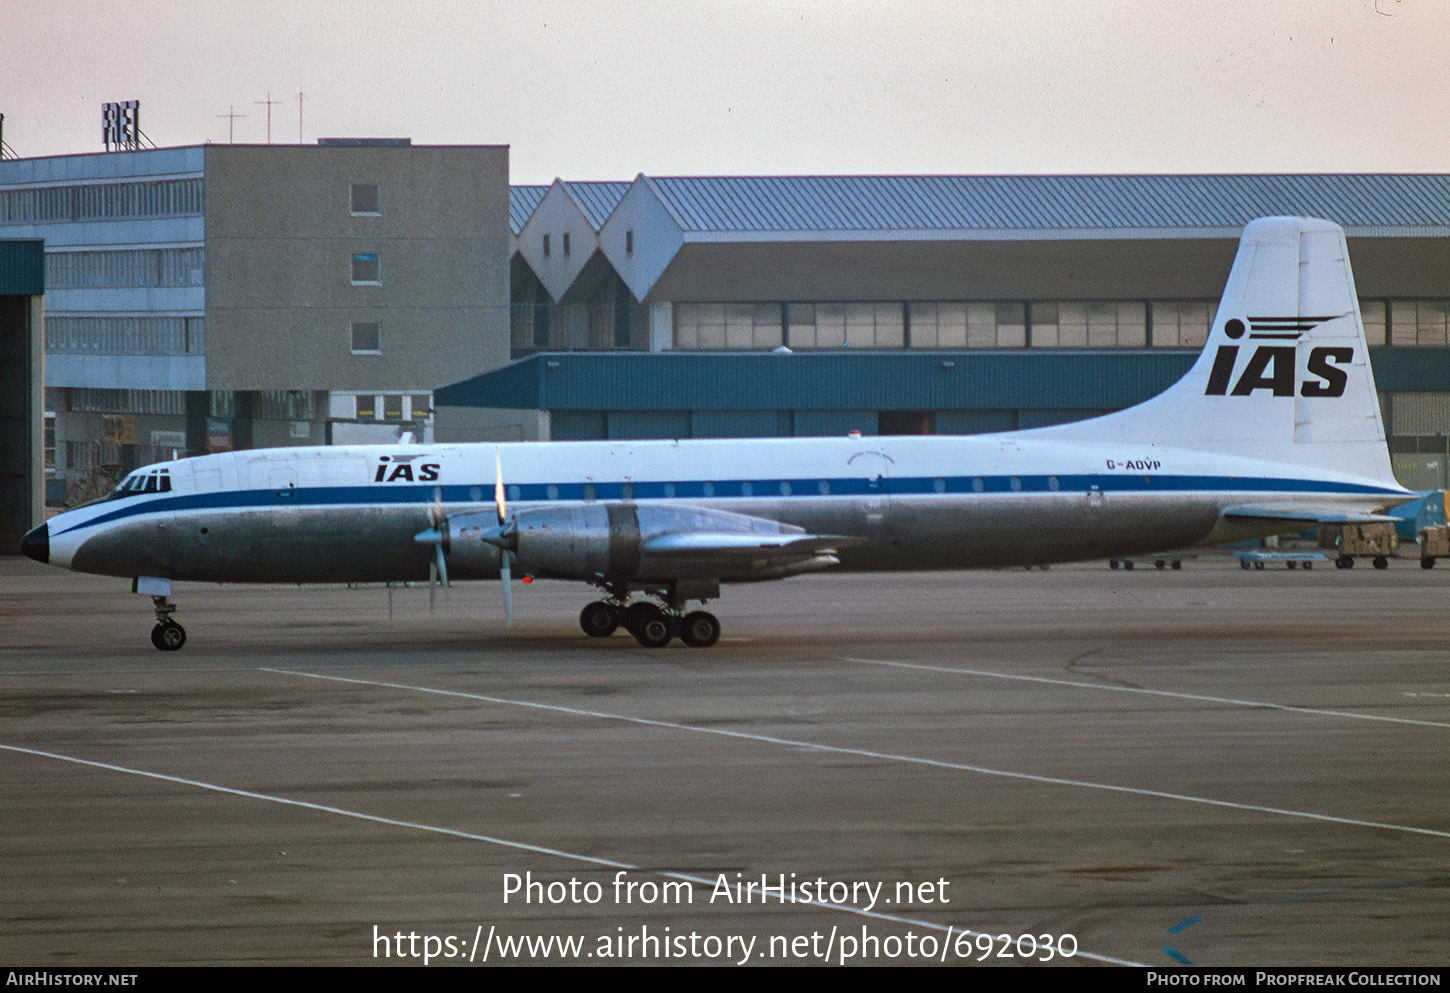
[{"left": 20, "top": 522, "right": 49, "bottom": 564}]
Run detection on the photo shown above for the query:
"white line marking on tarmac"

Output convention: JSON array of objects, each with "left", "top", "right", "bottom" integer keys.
[
  {"left": 264, "top": 667, "right": 1450, "bottom": 842},
  {"left": 844, "top": 657, "right": 1450, "bottom": 730},
  {"left": 0, "top": 741, "right": 1140, "bottom": 967}
]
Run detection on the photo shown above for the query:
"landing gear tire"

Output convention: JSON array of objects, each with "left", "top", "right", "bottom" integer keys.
[
  {"left": 625, "top": 603, "right": 672, "bottom": 648},
  {"left": 679, "top": 611, "right": 721, "bottom": 648},
  {"left": 1373, "top": 556, "right": 1389, "bottom": 570},
  {"left": 151, "top": 621, "right": 185, "bottom": 651},
  {"left": 579, "top": 601, "right": 620, "bottom": 638},
  {"left": 1338, "top": 556, "right": 1354, "bottom": 569}
]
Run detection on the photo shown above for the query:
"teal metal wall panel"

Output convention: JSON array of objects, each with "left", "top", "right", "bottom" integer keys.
[
  {"left": 436, "top": 347, "right": 1450, "bottom": 416},
  {"left": 0, "top": 241, "right": 44, "bottom": 294},
  {"left": 794, "top": 410, "right": 877, "bottom": 436},
  {"left": 692, "top": 409, "right": 791, "bottom": 437},
  {"left": 1366, "top": 347, "right": 1450, "bottom": 391},
  {"left": 1018, "top": 408, "right": 1108, "bottom": 429},
  {"left": 550, "top": 410, "right": 605, "bottom": 440},
  {"left": 936, "top": 410, "right": 1019, "bottom": 434},
  {"left": 607, "top": 409, "right": 692, "bottom": 439}
]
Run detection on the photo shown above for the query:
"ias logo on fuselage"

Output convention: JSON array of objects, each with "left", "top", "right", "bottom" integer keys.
[
  {"left": 373, "top": 454, "right": 440, "bottom": 483},
  {"left": 1203, "top": 317, "right": 1351, "bottom": 398}
]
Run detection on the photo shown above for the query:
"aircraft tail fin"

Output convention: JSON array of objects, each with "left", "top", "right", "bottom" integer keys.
[{"left": 1037, "top": 216, "right": 1398, "bottom": 487}]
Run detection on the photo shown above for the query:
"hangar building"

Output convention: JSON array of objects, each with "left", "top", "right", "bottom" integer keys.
[{"left": 442, "top": 173, "right": 1450, "bottom": 490}]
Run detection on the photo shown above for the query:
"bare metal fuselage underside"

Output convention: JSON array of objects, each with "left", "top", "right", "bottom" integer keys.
[{"left": 67, "top": 490, "right": 1269, "bottom": 586}]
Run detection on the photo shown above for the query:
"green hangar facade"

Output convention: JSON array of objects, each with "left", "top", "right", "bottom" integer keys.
[{"left": 442, "top": 173, "right": 1450, "bottom": 490}]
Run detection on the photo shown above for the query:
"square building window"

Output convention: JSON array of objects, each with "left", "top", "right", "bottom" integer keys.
[
  {"left": 351, "top": 184, "right": 381, "bottom": 215},
  {"left": 351, "top": 321, "right": 381, "bottom": 354},
  {"left": 352, "top": 253, "right": 380, "bottom": 284}
]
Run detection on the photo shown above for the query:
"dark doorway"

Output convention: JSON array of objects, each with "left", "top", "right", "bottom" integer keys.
[{"left": 878, "top": 410, "right": 935, "bottom": 435}]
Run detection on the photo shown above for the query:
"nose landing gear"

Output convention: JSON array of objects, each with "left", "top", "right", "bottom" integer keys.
[{"left": 149, "top": 595, "right": 186, "bottom": 651}]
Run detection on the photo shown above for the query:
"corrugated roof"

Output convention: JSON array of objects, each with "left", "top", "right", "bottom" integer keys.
[
  {"left": 641, "top": 175, "right": 1450, "bottom": 235},
  {"left": 509, "top": 185, "right": 548, "bottom": 234},
  {"left": 561, "top": 181, "right": 631, "bottom": 229}
]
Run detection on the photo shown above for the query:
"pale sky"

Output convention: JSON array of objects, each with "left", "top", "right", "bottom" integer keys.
[{"left": 4, "top": 0, "right": 1446, "bottom": 184}]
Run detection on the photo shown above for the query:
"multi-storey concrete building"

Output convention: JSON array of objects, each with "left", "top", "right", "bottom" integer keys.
[{"left": 0, "top": 141, "right": 509, "bottom": 502}]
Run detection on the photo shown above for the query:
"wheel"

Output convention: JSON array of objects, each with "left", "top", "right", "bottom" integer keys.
[
  {"left": 1303, "top": 561, "right": 1313, "bottom": 570},
  {"left": 1254, "top": 561, "right": 1264, "bottom": 570},
  {"left": 1287, "top": 560, "right": 1297, "bottom": 569},
  {"left": 1155, "top": 559, "right": 1166, "bottom": 570},
  {"left": 1171, "top": 560, "right": 1182, "bottom": 570},
  {"left": 1240, "top": 560, "right": 1251, "bottom": 570},
  {"left": 679, "top": 611, "right": 721, "bottom": 648},
  {"left": 625, "top": 604, "right": 672, "bottom": 648},
  {"left": 1373, "top": 556, "right": 1389, "bottom": 570},
  {"left": 1109, "top": 559, "right": 1120, "bottom": 570},
  {"left": 1422, "top": 557, "right": 1436, "bottom": 570},
  {"left": 152, "top": 621, "right": 185, "bottom": 651},
  {"left": 579, "top": 601, "right": 620, "bottom": 637},
  {"left": 1123, "top": 561, "right": 1134, "bottom": 570},
  {"left": 1339, "top": 556, "right": 1355, "bottom": 569}
]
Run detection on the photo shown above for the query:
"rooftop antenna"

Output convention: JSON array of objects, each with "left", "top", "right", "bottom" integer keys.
[
  {"left": 217, "top": 105, "right": 246, "bottom": 143},
  {"left": 297, "top": 91, "right": 305, "bottom": 144},
  {"left": 0, "top": 114, "right": 14, "bottom": 159},
  {"left": 255, "top": 91, "right": 283, "bottom": 144}
]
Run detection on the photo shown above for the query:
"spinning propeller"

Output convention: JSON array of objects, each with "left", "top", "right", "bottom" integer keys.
[
  {"left": 485, "top": 448, "right": 519, "bottom": 626},
  {"left": 413, "top": 450, "right": 521, "bottom": 624},
  {"left": 423, "top": 486, "right": 449, "bottom": 610}
]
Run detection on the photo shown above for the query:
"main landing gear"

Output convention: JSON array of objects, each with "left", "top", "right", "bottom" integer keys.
[
  {"left": 149, "top": 595, "right": 186, "bottom": 651},
  {"left": 578, "top": 594, "right": 722, "bottom": 649}
]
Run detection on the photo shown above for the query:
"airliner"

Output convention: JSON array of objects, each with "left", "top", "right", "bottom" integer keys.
[{"left": 21, "top": 217, "right": 1412, "bottom": 651}]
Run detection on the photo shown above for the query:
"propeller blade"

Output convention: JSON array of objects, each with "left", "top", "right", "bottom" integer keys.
[
  {"left": 501, "top": 550, "right": 514, "bottom": 626},
  {"left": 494, "top": 448, "right": 506, "bottom": 525},
  {"left": 434, "top": 543, "right": 449, "bottom": 588}
]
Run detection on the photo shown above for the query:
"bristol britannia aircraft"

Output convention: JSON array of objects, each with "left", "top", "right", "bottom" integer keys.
[{"left": 21, "top": 217, "right": 1412, "bottom": 651}]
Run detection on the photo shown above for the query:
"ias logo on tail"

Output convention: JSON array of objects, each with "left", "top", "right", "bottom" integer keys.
[{"left": 1204, "top": 317, "right": 1351, "bottom": 398}]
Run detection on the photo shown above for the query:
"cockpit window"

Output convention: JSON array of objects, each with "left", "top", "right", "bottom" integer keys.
[{"left": 105, "top": 468, "right": 172, "bottom": 500}]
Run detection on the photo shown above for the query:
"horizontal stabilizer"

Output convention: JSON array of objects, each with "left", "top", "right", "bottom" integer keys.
[{"left": 1222, "top": 504, "right": 1399, "bottom": 526}]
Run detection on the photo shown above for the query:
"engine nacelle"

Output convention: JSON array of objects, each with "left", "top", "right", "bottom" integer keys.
[{"left": 440, "top": 503, "right": 817, "bottom": 584}]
